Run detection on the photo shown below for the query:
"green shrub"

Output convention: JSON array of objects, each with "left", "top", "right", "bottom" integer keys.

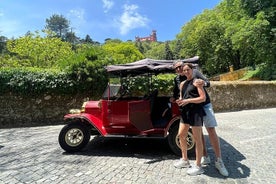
[
  {"left": 0, "top": 67, "right": 77, "bottom": 95},
  {"left": 65, "top": 59, "right": 109, "bottom": 96},
  {"left": 255, "top": 62, "right": 276, "bottom": 80},
  {"left": 0, "top": 66, "right": 175, "bottom": 97},
  {"left": 120, "top": 74, "right": 175, "bottom": 96}
]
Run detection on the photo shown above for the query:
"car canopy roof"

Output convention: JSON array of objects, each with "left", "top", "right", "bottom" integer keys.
[{"left": 105, "top": 56, "right": 199, "bottom": 76}]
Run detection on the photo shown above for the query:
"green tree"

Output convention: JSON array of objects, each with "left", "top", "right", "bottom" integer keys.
[
  {"left": 60, "top": 43, "right": 109, "bottom": 94},
  {"left": 135, "top": 41, "right": 144, "bottom": 54},
  {"left": 175, "top": 0, "right": 275, "bottom": 78},
  {"left": 102, "top": 41, "right": 144, "bottom": 64},
  {"left": 164, "top": 41, "right": 174, "bottom": 60},
  {"left": 0, "top": 36, "right": 8, "bottom": 54},
  {"left": 134, "top": 41, "right": 153, "bottom": 56},
  {"left": 241, "top": 0, "right": 276, "bottom": 23},
  {"left": 177, "top": 10, "right": 235, "bottom": 75},
  {"left": 80, "top": 35, "right": 100, "bottom": 45},
  {"left": 83, "top": 35, "right": 93, "bottom": 43},
  {"left": 6, "top": 31, "right": 73, "bottom": 68},
  {"left": 144, "top": 42, "right": 166, "bottom": 59},
  {"left": 65, "top": 31, "right": 79, "bottom": 45},
  {"left": 45, "top": 14, "right": 70, "bottom": 39},
  {"left": 240, "top": 0, "right": 276, "bottom": 77},
  {"left": 172, "top": 39, "right": 182, "bottom": 59}
]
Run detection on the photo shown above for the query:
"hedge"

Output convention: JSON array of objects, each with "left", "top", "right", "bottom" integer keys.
[
  {"left": 0, "top": 67, "right": 106, "bottom": 96},
  {"left": 0, "top": 67, "right": 176, "bottom": 98}
]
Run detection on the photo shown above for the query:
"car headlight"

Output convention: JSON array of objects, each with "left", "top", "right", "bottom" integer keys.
[
  {"left": 69, "top": 109, "right": 81, "bottom": 114},
  {"left": 81, "top": 102, "right": 87, "bottom": 112}
]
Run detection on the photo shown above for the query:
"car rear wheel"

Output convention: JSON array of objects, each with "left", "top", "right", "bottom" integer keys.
[
  {"left": 168, "top": 123, "right": 195, "bottom": 156},
  {"left": 58, "top": 122, "right": 90, "bottom": 153}
]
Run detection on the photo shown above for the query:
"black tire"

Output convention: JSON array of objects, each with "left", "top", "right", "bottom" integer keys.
[
  {"left": 58, "top": 122, "right": 90, "bottom": 153},
  {"left": 167, "top": 122, "right": 196, "bottom": 156}
]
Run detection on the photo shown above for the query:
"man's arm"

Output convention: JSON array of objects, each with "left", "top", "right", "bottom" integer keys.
[
  {"left": 172, "top": 77, "right": 180, "bottom": 98},
  {"left": 193, "top": 69, "right": 210, "bottom": 87}
]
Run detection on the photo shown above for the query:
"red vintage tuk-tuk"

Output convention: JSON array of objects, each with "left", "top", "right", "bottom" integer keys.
[{"left": 58, "top": 56, "right": 199, "bottom": 155}]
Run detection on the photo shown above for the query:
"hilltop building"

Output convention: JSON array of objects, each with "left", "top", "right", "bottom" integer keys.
[{"left": 135, "top": 30, "right": 157, "bottom": 42}]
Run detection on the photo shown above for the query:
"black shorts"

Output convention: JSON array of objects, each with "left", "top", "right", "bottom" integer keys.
[{"left": 180, "top": 104, "right": 205, "bottom": 126}]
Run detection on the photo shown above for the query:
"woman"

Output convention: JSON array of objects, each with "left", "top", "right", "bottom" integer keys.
[{"left": 174, "top": 63, "right": 206, "bottom": 176}]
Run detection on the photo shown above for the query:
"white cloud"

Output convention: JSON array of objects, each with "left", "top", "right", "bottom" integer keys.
[
  {"left": 67, "top": 9, "right": 86, "bottom": 35},
  {"left": 68, "top": 9, "right": 85, "bottom": 21},
  {"left": 102, "top": 0, "right": 114, "bottom": 13},
  {"left": 118, "top": 4, "right": 149, "bottom": 35}
]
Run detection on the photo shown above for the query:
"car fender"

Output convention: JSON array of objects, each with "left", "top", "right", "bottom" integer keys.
[
  {"left": 64, "top": 113, "right": 107, "bottom": 136},
  {"left": 164, "top": 115, "right": 181, "bottom": 137}
]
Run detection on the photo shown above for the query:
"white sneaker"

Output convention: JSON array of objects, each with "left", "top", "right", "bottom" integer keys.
[
  {"left": 174, "top": 158, "right": 190, "bottom": 169},
  {"left": 215, "top": 158, "right": 229, "bottom": 177},
  {"left": 201, "top": 156, "right": 211, "bottom": 165},
  {"left": 187, "top": 165, "right": 204, "bottom": 176}
]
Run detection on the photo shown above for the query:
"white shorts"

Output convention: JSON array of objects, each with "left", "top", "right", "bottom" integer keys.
[{"left": 203, "top": 103, "right": 217, "bottom": 127}]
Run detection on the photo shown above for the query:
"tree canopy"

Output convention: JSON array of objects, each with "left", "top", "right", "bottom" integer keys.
[
  {"left": 1, "top": 0, "right": 275, "bottom": 81},
  {"left": 175, "top": 0, "right": 275, "bottom": 77},
  {"left": 45, "top": 14, "right": 70, "bottom": 39},
  {"left": 6, "top": 31, "right": 73, "bottom": 68}
]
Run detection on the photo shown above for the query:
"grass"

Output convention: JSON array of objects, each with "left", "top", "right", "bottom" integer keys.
[{"left": 239, "top": 67, "right": 260, "bottom": 80}]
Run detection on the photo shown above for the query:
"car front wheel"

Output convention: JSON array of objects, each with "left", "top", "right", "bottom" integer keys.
[{"left": 58, "top": 122, "right": 90, "bottom": 153}]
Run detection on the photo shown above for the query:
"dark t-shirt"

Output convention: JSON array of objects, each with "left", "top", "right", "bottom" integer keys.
[
  {"left": 180, "top": 78, "right": 205, "bottom": 126},
  {"left": 173, "top": 69, "right": 210, "bottom": 105}
]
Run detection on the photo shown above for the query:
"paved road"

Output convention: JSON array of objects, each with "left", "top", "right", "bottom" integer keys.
[{"left": 1, "top": 108, "right": 276, "bottom": 184}]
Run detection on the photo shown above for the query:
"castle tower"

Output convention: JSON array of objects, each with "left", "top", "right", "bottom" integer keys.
[
  {"left": 150, "top": 30, "right": 157, "bottom": 42},
  {"left": 135, "top": 30, "right": 157, "bottom": 42}
]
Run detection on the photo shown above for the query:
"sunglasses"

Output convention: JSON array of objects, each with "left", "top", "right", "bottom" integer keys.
[{"left": 174, "top": 65, "right": 182, "bottom": 70}]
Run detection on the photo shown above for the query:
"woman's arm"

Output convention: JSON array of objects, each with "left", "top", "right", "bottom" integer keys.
[
  {"left": 177, "top": 84, "right": 206, "bottom": 106},
  {"left": 193, "top": 85, "right": 206, "bottom": 103}
]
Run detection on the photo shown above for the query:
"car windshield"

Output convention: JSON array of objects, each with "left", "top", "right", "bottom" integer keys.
[{"left": 102, "top": 84, "right": 121, "bottom": 98}]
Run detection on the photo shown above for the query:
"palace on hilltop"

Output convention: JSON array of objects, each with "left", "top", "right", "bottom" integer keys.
[{"left": 135, "top": 30, "right": 157, "bottom": 42}]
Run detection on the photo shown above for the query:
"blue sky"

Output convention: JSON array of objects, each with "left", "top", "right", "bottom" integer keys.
[{"left": 0, "top": 0, "right": 222, "bottom": 43}]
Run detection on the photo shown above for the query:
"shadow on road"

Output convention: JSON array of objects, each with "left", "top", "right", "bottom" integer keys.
[
  {"left": 202, "top": 136, "right": 250, "bottom": 179},
  {"left": 65, "top": 136, "right": 175, "bottom": 158},
  {"left": 63, "top": 135, "right": 250, "bottom": 179}
]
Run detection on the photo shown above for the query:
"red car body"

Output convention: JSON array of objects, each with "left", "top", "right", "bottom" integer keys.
[{"left": 64, "top": 98, "right": 180, "bottom": 136}]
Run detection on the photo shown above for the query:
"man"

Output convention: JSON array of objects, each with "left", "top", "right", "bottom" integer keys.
[{"left": 171, "top": 60, "right": 229, "bottom": 177}]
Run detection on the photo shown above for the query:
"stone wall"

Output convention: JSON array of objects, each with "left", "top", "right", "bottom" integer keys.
[
  {"left": 209, "top": 68, "right": 248, "bottom": 81},
  {"left": 207, "top": 81, "right": 276, "bottom": 112},
  {"left": 0, "top": 81, "right": 275, "bottom": 128},
  {"left": 219, "top": 68, "right": 247, "bottom": 81},
  {"left": 0, "top": 94, "right": 88, "bottom": 128}
]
